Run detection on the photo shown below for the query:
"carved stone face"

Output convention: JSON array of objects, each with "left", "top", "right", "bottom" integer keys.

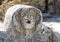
[
  {"left": 22, "top": 13, "right": 35, "bottom": 30},
  {"left": 22, "top": 16, "right": 35, "bottom": 29},
  {"left": 13, "top": 8, "right": 41, "bottom": 30},
  {"left": 21, "top": 9, "right": 40, "bottom": 30}
]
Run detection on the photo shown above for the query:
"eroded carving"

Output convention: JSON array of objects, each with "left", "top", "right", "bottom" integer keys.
[{"left": 0, "top": 5, "right": 60, "bottom": 42}]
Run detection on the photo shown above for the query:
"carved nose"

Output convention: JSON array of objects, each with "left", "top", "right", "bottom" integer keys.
[{"left": 27, "top": 20, "right": 31, "bottom": 24}]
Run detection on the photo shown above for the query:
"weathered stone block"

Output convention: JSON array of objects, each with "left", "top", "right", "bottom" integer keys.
[{"left": 0, "top": 5, "right": 60, "bottom": 42}]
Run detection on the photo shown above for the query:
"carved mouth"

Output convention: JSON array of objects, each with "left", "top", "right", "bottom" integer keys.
[{"left": 26, "top": 20, "right": 31, "bottom": 24}]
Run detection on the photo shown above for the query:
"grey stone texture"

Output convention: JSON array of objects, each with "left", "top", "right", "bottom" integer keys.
[{"left": 0, "top": 5, "right": 60, "bottom": 42}]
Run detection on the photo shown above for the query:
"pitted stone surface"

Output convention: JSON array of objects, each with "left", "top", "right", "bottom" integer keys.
[{"left": 0, "top": 5, "right": 60, "bottom": 42}]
